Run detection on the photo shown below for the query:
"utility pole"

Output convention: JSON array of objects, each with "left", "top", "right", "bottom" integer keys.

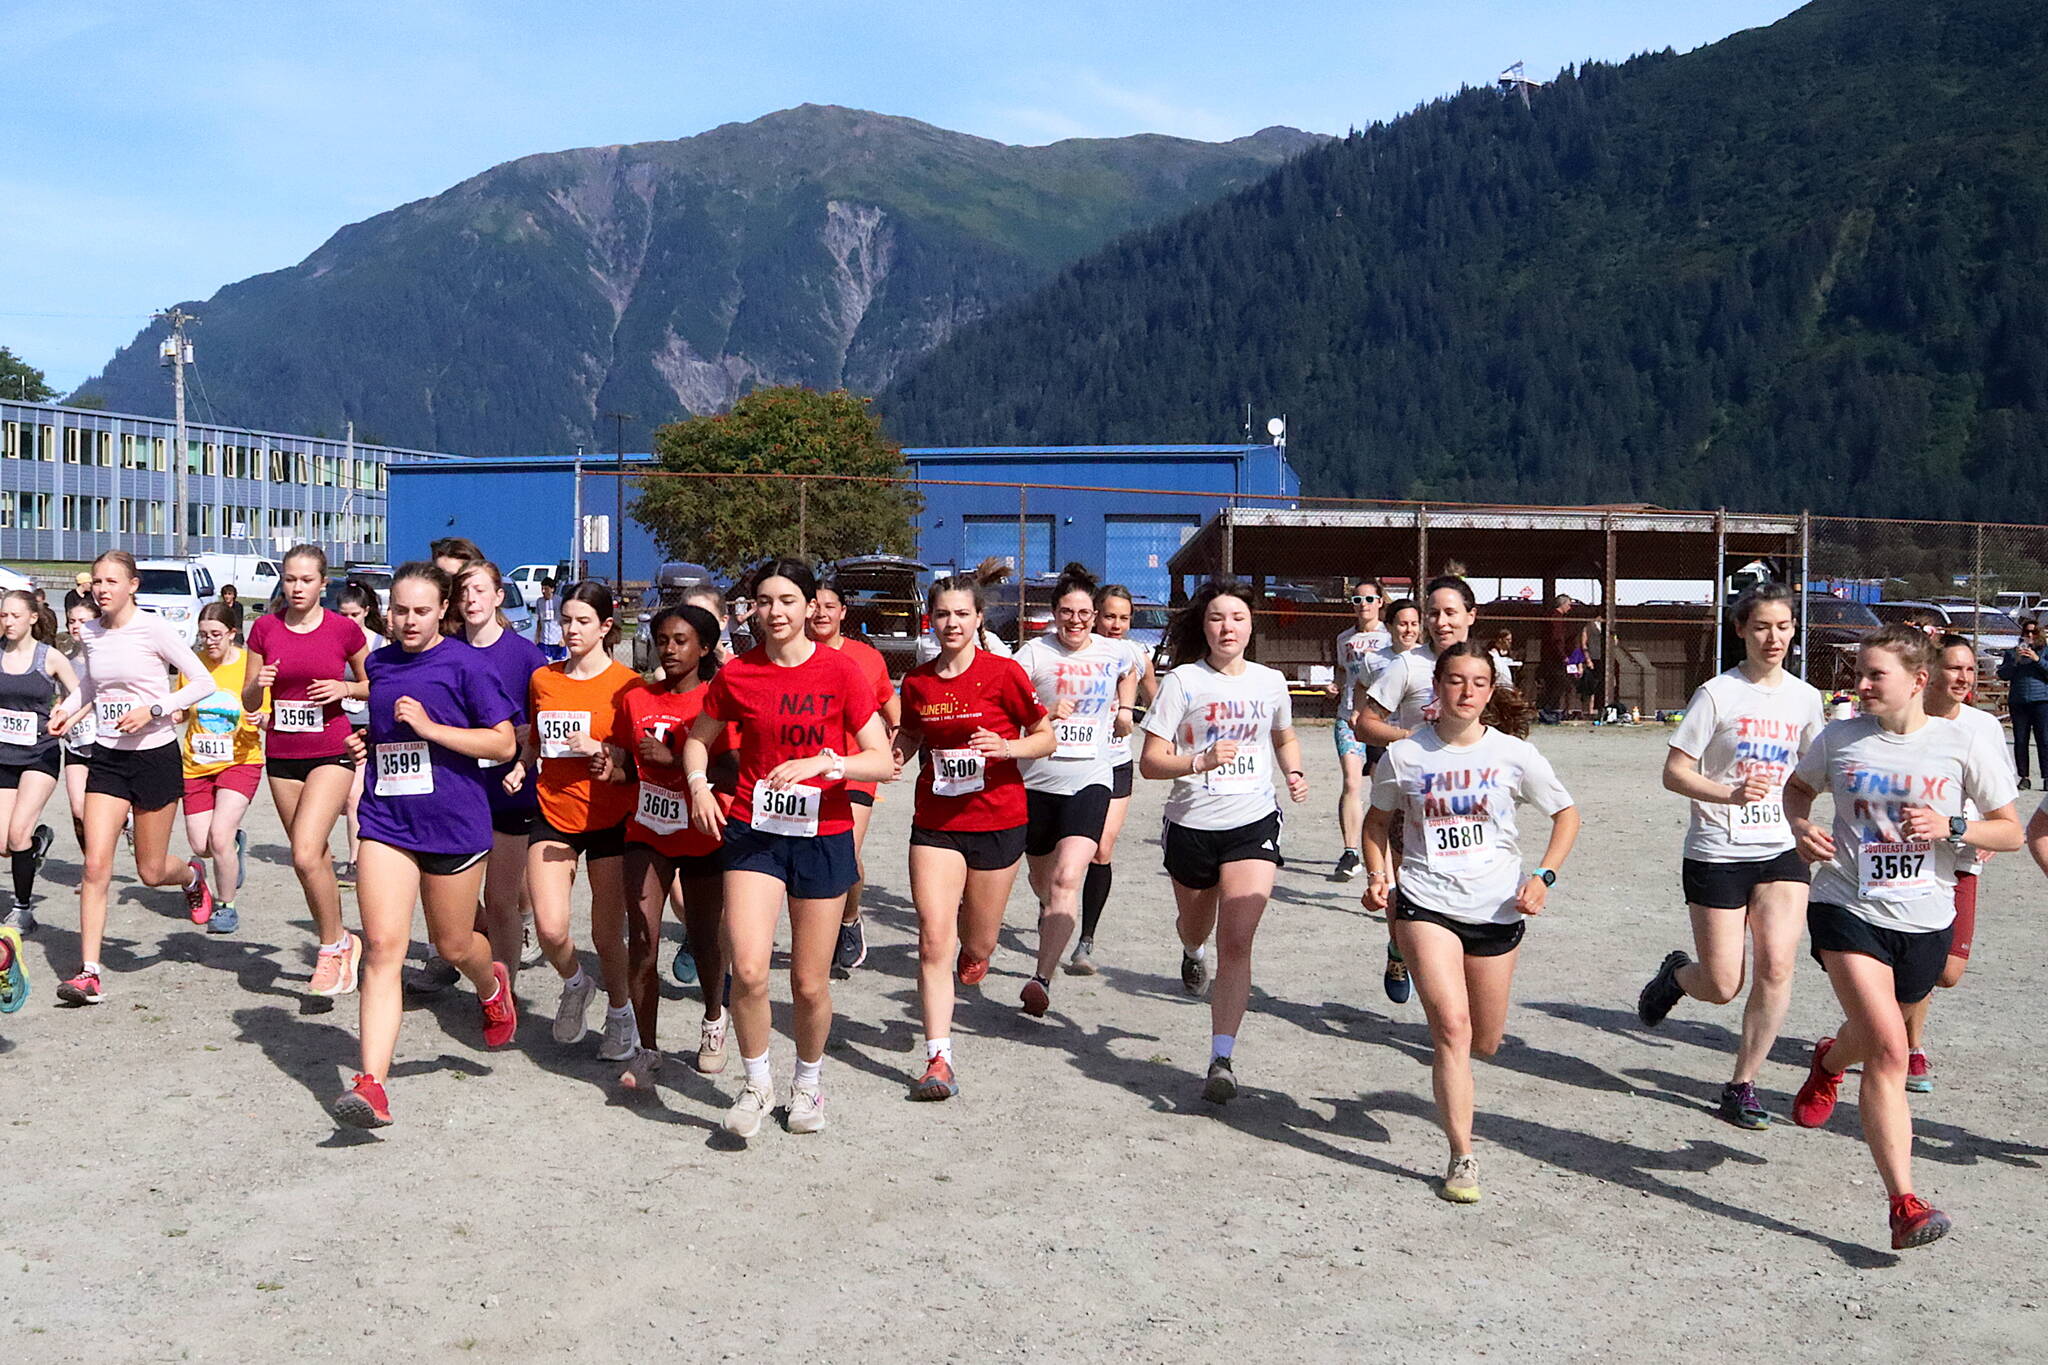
[
  {"left": 572, "top": 444, "right": 584, "bottom": 581},
  {"left": 342, "top": 419, "right": 356, "bottom": 560},
  {"left": 600, "top": 411, "right": 634, "bottom": 598},
  {"left": 156, "top": 307, "right": 195, "bottom": 556}
]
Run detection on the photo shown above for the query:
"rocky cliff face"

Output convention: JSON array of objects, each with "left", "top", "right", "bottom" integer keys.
[{"left": 77, "top": 106, "right": 1323, "bottom": 454}]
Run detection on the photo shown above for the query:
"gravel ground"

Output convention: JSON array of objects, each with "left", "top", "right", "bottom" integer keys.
[{"left": 3, "top": 724, "right": 2044, "bottom": 1362}]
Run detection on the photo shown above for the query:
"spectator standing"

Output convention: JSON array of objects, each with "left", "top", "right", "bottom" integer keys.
[{"left": 1999, "top": 618, "right": 2048, "bottom": 789}]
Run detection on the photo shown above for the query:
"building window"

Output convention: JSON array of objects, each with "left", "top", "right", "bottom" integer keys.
[
  {"left": 38, "top": 426, "right": 54, "bottom": 461},
  {"left": 2, "top": 421, "right": 17, "bottom": 459},
  {"left": 151, "top": 437, "right": 166, "bottom": 470},
  {"left": 0, "top": 494, "right": 13, "bottom": 529},
  {"left": 63, "top": 428, "right": 81, "bottom": 464},
  {"left": 96, "top": 431, "right": 113, "bottom": 467}
]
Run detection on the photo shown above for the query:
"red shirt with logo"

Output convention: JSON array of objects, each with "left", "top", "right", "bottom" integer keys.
[
  {"left": 702, "top": 644, "right": 878, "bottom": 837},
  {"left": 900, "top": 650, "right": 1045, "bottom": 831},
  {"left": 621, "top": 681, "right": 736, "bottom": 858}
]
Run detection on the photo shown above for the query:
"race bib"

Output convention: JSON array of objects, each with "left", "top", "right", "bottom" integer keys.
[
  {"left": 189, "top": 731, "right": 234, "bottom": 765},
  {"left": 66, "top": 705, "right": 97, "bottom": 749},
  {"left": 273, "top": 700, "right": 324, "bottom": 734},
  {"left": 1426, "top": 814, "right": 1493, "bottom": 866},
  {"left": 374, "top": 740, "right": 433, "bottom": 797},
  {"left": 95, "top": 699, "right": 133, "bottom": 732},
  {"left": 930, "top": 748, "right": 985, "bottom": 797},
  {"left": 1053, "top": 714, "right": 1102, "bottom": 759},
  {"left": 1730, "top": 797, "right": 1786, "bottom": 845},
  {"left": 751, "top": 782, "right": 820, "bottom": 837},
  {"left": 1858, "top": 839, "right": 1935, "bottom": 902},
  {"left": 1204, "top": 746, "right": 1264, "bottom": 795},
  {"left": 0, "top": 709, "right": 36, "bottom": 746},
  {"left": 1107, "top": 731, "right": 1132, "bottom": 764},
  {"left": 636, "top": 782, "right": 688, "bottom": 835},
  {"left": 537, "top": 710, "right": 591, "bottom": 760}
]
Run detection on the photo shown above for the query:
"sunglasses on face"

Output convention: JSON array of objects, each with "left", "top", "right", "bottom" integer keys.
[{"left": 1350, "top": 595, "right": 1380, "bottom": 605}]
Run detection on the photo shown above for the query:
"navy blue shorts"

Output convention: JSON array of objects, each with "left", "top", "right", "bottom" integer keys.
[{"left": 721, "top": 818, "right": 858, "bottom": 900}]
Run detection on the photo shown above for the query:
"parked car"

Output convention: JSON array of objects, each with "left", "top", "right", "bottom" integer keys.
[
  {"left": 340, "top": 562, "right": 394, "bottom": 613},
  {"left": 1796, "top": 592, "right": 1884, "bottom": 688},
  {"left": 134, "top": 558, "right": 217, "bottom": 629},
  {"left": 631, "top": 560, "right": 723, "bottom": 671},
  {"left": 983, "top": 573, "right": 1062, "bottom": 646},
  {"left": 824, "top": 554, "right": 928, "bottom": 676},
  {"left": 1871, "top": 599, "right": 2022, "bottom": 665},
  {"left": 506, "top": 562, "right": 573, "bottom": 609},
  {"left": 190, "top": 553, "right": 281, "bottom": 607}
]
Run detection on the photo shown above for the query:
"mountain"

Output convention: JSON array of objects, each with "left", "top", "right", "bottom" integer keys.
[
  {"left": 882, "top": 0, "right": 2048, "bottom": 522},
  {"left": 74, "top": 107, "right": 1324, "bottom": 454}
]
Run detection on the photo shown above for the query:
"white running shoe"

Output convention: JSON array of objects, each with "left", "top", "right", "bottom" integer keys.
[
  {"left": 723, "top": 1079, "right": 774, "bottom": 1140},
  {"left": 597, "top": 1006, "right": 638, "bottom": 1061},
  {"left": 619, "top": 1046, "right": 661, "bottom": 1091},
  {"left": 696, "top": 1014, "right": 730, "bottom": 1075},
  {"left": 519, "top": 919, "right": 544, "bottom": 970},
  {"left": 551, "top": 973, "right": 598, "bottom": 1044},
  {"left": 787, "top": 1083, "right": 827, "bottom": 1135}
]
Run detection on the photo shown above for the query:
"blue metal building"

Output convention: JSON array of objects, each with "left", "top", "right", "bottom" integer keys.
[
  {"left": 385, "top": 443, "right": 1298, "bottom": 597},
  {"left": 0, "top": 398, "right": 458, "bottom": 565}
]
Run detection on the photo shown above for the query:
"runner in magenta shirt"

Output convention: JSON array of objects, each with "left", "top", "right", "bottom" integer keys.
[{"left": 242, "top": 546, "right": 372, "bottom": 998}]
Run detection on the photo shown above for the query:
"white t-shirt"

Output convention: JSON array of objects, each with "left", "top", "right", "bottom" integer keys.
[
  {"left": 1670, "top": 669, "right": 1827, "bottom": 862},
  {"left": 1793, "top": 713, "right": 2018, "bottom": 933},
  {"left": 913, "top": 629, "right": 1012, "bottom": 666},
  {"left": 1370, "top": 726, "right": 1575, "bottom": 926},
  {"left": 1014, "top": 634, "right": 1127, "bottom": 795},
  {"left": 1336, "top": 625, "right": 1392, "bottom": 715},
  {"left": 1489, "top": 651, "right": 1518, "bottom": 689},
  {"left": 1363, "top": 644, "right": 1510, "bottom": 740},
  {"left": 1143, "top": 659, "right": 1293, "bottom": 830},
  {"left": 1098, "top": 636, "right": 1148, "bottom": 767},
  {"left": 1937, "top": 704, "right": 2015, "bottom": 876}
]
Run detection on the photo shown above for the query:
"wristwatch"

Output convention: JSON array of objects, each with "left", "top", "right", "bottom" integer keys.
[
  {"left": 1948, "top": 816, "right": 1969, "bottom": 840},
  {"left": 148, "top": 704, "right": 165, "bottom": 720},
  {"left": 1533, "top": 867, "right": 1558, "bottom": 887}
]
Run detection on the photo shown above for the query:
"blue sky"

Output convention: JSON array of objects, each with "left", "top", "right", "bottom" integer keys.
[{"left": 1, "top": 0, "right": 1805, "bottom": 389}]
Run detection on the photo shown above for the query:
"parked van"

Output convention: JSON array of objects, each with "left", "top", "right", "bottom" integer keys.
[
  {"left": 134, "top": 559, "right": 216, "bottom": 628},
  {"left": 190, "top": 554, "right": 281, "bottom": 607}
]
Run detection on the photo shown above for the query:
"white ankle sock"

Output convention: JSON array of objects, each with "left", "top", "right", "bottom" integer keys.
[
  {"left": 926, "top": 1037, "right": 951, "bottom": 1061},
  {"left": 793, "top": 1056, "right": 823, "bottom": 1089},
  {"left": 606, "top": 1003, "right": 632, "bottom": 1020},
  {"left": 742, "top": 1051, "right": 771, "bottom": 1089},
  {"left": 1211, "top": 1034, "right": 1236, "bottom": 1060},
  {"left": 1187, "top": 944, "right": 1207, "bottom": 961}
]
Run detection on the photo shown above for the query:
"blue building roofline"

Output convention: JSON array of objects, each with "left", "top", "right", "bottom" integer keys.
[{"left": 902, "top": 445, "right": 1278, "bottom": 458}]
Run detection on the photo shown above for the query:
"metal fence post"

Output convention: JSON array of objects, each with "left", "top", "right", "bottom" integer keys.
[
  {"left": 1221, "top": 496, "right": 1236, "bottom": 580},
  {"left": 1415, "top": 504, "right": 1429, "bottom": 597},
  {"left": 798, "top": 480, "right": 809, "bottom": 558},
  {"left": 1798, "top": 511, "right": 1811, "bottom": 683},
  {"left": 1713, "top": 508, "right": 1727, "bottom": 677},
  {"left": 1602, "top": 511, "right": 1618, "bottom": 710},
  {"left": 1972, "top": 521, "right": 1984, "bottom": 659},
  {"left": 1016, "top": 483, "right": 1029, "bottom": 648}
]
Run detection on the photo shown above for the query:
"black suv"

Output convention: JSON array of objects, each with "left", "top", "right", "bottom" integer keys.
[{"left": 825, "top": 554, "right": 928, "bottom": 676}]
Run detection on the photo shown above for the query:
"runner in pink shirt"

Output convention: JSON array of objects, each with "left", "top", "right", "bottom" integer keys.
[
  {"left": 244, "top": 546, "right": 371, "bottom": 997},
  {"left": 48, "top": 550, "right": 216, "bottom": 1005}
]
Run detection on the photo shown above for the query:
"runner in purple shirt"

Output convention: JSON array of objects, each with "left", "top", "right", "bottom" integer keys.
[
  {"left": 332, "top": 563, "right": 520, "bottom": 1131},
  {"left": 458, "top": 561, "right": 548, "bottom": 977}
]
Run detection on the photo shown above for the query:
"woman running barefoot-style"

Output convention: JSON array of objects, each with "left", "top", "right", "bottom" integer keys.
[
  {"left": 57, "top": 600, "right": 101, "bottom": 859},
  {"left": 244, "top": 545, "right": 371, "bottom": 997},
  {"left": 455, "top": 563, "right": 549, "bottom": 977},
  {"left": 1783, "top": 625, "right": 2022, "bottom": 1250},
  {"left": 680, "top": 558, "right": 892, "bottom": 1140},
  {"left": 178, "top": 604, "right": 267, "bottom": 936},
  {"left": 896, "top": 573, "right": 1054, "bottom": 1099},
  {"left": 1355, "top": 574, "right": 1495, "bottom": 1006},
  {"left": 1139, "top": 580, "right": 1308, "bottom": 1101},
  {"left": 0, "top": 590, "right": 78, "bottom": 934},
  {"left": 1011, "top": 563, "right": 1137, "bottom": 1016},
  {"left": 1067, "top": 581, "right": 1155, "bottom": 976},
  {"left": 1636, "top": 583, "right": 1825, "bottom": 1129},
  {"left": 515, "top": 582, "right": 644, "bottom": 1062},
  {"left": 619, "top": 605, "right": 735, "bottom": 1089},
  {"left": 47, "top": 551, "right": 217, "bottom": 1005},
  {"left": 1897, "top": 634, "right": 2019, "bottom": 1092},
  {"left": 331, "top": 563, "right": 522, "bottom": 1128},
  {"left": 1362, "top": 643, "right": 1579, "bottom": 1204},
  {"left": 807, "top": 578, "right": 900, "bottom": 977},
  {"left": 1329, "top": 579, "right": 1391, "bottom": 884}
]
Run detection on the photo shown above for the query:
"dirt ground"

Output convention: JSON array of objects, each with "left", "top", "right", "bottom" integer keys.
[{"left": 3, "top": 724, "right": 2044, "bottom": 1362}]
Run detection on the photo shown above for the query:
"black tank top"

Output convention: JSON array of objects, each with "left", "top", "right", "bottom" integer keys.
[{"left": 0, "top": 642, "right": 56, "bottom": 766}]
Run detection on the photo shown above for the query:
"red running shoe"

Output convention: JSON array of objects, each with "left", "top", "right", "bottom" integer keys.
[
  {"left": 184, "top": 858, "right": 213, "bottom": 925},
  {"left": 1020, "top": 976, "right": 1051, "bottom": 1017},
  {"left": 912, "top": 1054, "right": 959, "bottom": 1101},
  {"left": 1890, "top": 1194, "right": 1952, "bottom": 1250},
  {"left": 956, "top": 950, "right": 988, "bottom": 986},
  {"left": 1792, "top": 1037, "right": 1843, "bottom": 1129},
  {"left": 480, "top": 962, "right": 518, "bottom": 1048},
  {"left": 56, "top": 970, "right": 103, "bottom": 1005},
  {"left": 332, "top": 1074, "right": 392, "bottom": 1128}
]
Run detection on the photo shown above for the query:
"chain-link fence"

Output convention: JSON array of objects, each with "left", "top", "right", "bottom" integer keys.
[{"left": 609, "top": 470, "right": 2048, "bottom": 728}]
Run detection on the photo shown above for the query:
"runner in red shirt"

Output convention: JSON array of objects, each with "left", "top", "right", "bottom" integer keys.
[
  {"left": 620, "top": 603, "right": 736, "bottom": 1085},
  {"left": 681, "top": 558, "right": 892, "bottom": 1141},
  {"left": 895, "top": 573, "right": 1053, "bottom": 1100},
  {"left": 808, "top": 578, "right": 901, "bottom": 976}
]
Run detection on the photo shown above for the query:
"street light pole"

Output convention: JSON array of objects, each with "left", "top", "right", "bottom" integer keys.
[{"left": 600, "top": 411, "right": 634, "bottom": 598}]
